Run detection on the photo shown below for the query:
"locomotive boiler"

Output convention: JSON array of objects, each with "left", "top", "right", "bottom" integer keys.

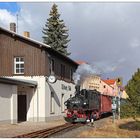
[{"left": 64, "top": 85, "right": 112, "bottom": 123}]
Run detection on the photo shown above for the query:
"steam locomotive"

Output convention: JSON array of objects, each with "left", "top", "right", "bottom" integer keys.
[{"left": 64, "top": 85, "right": 112, "bottom": 123}]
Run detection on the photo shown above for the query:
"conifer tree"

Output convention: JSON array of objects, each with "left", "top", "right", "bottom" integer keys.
[
  {"left": 122, "top": 68, "right": 140, "bottom": 118},
  {"left": 42, "top": 4, "right": 71, "bottom": 56}
]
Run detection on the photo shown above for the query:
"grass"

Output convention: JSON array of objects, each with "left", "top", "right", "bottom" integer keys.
[{"left": 77, "top": 118, "right": 140, "bottom": 138}]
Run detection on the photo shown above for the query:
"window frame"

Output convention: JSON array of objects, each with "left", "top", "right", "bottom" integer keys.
[
  {"left": 49, "top": 58, "right": 55, "bottom": 75},
  {"left": 60, "top": 64, "right": 65, "bottom": 79},
  {"left": 14, "top": 57, "right": 24, "bottom": 74},
  {"left": 70, "top": 68, "right": 73, "bottom": 81}
]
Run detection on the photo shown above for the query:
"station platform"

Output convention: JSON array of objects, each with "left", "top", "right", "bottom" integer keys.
[{"left": 0, "top": 119, "right": 66, "bottom": 138}]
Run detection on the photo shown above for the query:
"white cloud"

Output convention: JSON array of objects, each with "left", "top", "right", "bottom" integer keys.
[
  {"left": 0, "top": 9, "right": 16, "bottom": 29},
  {"left": 0, "top": 5, "right": 41, "bottom": 39},
  {"left": 0, "top": 8, "right": 32, "bottom": 34}
]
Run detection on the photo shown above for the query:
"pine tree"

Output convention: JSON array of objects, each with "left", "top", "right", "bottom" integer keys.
[
  {"left": 123, "top": 68, "right": 140, "bottom": 118},
  {"left": 42, "top": 4, "right": 71, "bottom": 56}
]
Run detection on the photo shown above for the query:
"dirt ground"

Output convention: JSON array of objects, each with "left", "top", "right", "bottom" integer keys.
[{"left": 77, "top": 118, "right": 140, "bottom": 138}]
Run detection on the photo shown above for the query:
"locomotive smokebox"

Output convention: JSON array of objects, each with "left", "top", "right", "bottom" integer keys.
[{"left": 75, "top": 85, "right": 80, "bottom": 95}]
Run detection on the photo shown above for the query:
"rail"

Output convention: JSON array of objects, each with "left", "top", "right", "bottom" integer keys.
[{"left": 13, "top": 123, "right": 83, "bottom": 138}]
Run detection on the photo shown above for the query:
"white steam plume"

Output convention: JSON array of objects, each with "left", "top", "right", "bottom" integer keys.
[{"left": 73, "top": 63, "right": 101, "bottom": 85}]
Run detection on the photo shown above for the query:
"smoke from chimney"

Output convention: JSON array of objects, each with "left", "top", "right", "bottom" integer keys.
[
  {"left": 73, "top": 63, "right": 101, "bottom": 85},
  {"left": 10, "top": 23, "right": 16, "bottom": 32}
]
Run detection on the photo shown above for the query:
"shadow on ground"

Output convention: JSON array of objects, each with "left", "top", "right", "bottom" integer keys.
[
  {"left": 119, "top": 121, "right": 140, "bottom": 131},
  {"left": 100, "top": 112, "right": 112, "bottom": 119}
]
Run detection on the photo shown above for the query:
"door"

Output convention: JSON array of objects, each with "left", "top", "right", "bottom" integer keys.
[{"left": 18, "top": 95, "right": 27, "bottom": 122}]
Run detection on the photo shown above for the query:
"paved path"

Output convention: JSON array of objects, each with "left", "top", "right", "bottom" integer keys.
[{"left": 0, "top": 119, "right": 66, "bottom": 138}]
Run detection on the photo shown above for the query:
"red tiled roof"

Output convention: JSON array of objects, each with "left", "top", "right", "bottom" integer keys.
[
  {"left": 103, "top": 79, "right": 116, "bottom": 85},
  {"left": 76, "top": 61, "right": 87, "bottom": 65}
]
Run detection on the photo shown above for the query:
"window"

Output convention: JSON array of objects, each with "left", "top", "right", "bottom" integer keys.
[
  {"left": 61, "top": 64, "right": 65, "bottom": 79},
  {"left": 104, "top": 85, "right": 106, "bottom": 88},
  {"left": 70, "top": 68, "right": 73, "bottom": 81},
  {"left": 50, "top": 59, "right": 55, "bottom": 74},
  {"left": 14, "top": 57, "right": 24, "bottom": 74},
  {"left": 70, "top": 94, "right": 72, "bottom": 98},
  {"left": 50, "top": 92, "right": 55, "bottom": 113},
  {"left": 61, "top": 94, "right": 65, "bottom": 112}
]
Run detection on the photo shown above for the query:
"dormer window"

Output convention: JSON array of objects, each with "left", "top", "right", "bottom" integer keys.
[{"left": 14, "top": 57, "right": 24, "bottom": 74}]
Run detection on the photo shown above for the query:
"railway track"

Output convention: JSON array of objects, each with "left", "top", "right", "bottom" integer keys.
[{"left": 13, "top": 123, "right": 83, "bottom": 138}]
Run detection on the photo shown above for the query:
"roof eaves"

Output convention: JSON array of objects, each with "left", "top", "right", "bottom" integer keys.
[
  {"left": 0, "top": 77, "right": 37, "bottom": 87},
  {"left": 101, "top": 80, "right": 114, "bottom": 88},
  {"left": 46, "top": 47, "right": 78, "bottom": 66},
  {"left": 102, "top": 79, "right": 116, "bottom": 85}
]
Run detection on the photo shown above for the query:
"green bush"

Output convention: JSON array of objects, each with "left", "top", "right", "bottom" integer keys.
[
  {"left": 120, "top": 103, "right": 133, "bottom": 118},
  {"left": 120, "top": 102, "right": 140, "bottom": 119}
]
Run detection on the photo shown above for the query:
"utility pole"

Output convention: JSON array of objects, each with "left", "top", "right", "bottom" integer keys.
[
  {"left": 116, "top": 78, "right": 122, "bottom": 120},
  {"left": 112, "top": 96, "right": 117, "bottom": 123},
  {"left": 118, "top": 86, "right": 121, "bottom": 119},
  {"left": 16, "top": 13, "right": 18, "bottom": 34}
]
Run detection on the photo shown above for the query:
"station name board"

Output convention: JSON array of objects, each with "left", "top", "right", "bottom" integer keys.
[{"left": 61, "top": 84, "right": 71, "bottom": 91}]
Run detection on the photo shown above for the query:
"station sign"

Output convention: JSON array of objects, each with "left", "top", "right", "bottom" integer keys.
[
  {"left": 61, "top": 84, "right": 71, "bottom": 91},
  {"left": 112, "top": 104, "right": 117, "bottom": 110},
  {"left": 116, "top": 77, "right": 123, "bottom": 86}
]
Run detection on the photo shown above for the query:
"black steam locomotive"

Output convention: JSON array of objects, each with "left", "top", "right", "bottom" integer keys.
[{"left": 64, "top": 85, "right": 112, "bottom": 123}]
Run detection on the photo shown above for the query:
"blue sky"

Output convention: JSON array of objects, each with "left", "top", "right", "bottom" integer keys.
[{"left": 0, "top": 2, "right": 20, "bottom": 13}]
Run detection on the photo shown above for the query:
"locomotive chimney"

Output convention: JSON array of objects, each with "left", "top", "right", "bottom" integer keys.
[
  {"left": 10, "top": 22, "right": 16, "bottom": 32},
  {"left": 75, "top": 85, "right": 80, "bottom": 95}
]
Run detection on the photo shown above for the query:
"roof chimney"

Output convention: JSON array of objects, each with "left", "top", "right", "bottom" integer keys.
[
  {"left": 10, "top": 23, "right": 16, "bottom": 32},
  {"left": 23, "top": 31, "right": 30, "bottom": 38}
]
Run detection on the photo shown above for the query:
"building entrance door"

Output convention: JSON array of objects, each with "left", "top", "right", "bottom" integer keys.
[{"left": 18, "top": 95, "right": 27, "bottom": 122}]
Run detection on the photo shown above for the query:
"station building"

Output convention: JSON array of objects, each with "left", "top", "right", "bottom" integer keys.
[{"left": 0, "top": 23, "right": 78, "bottom": 124}]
